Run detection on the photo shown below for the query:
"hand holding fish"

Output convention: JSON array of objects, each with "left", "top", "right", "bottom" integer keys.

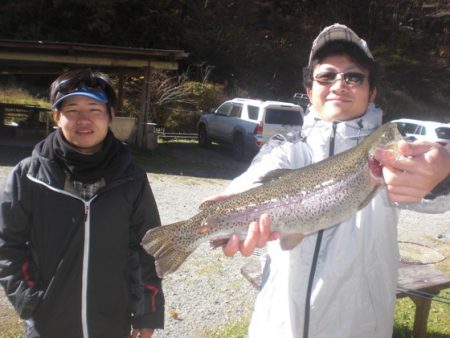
[
  {"left": 202, "top": 194, "right": 279, "bottom": 256},
  {"left": 223, "top": 213, "right": 280, "bottom": 257},
  {"left": 377, "top": 140, "right": 450, "bottom": 203}
]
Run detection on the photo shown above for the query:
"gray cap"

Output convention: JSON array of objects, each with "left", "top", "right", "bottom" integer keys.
[{"left": 308, "top": 23, "right": 374, "bottom": 65}]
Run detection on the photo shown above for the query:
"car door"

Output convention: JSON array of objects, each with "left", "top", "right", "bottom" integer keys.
[
  {"left": 208, "top": 102, "right": 232, "bottom": 139},
  {"left": 221, "top": 103, "right": 243, "bottom": 140}
]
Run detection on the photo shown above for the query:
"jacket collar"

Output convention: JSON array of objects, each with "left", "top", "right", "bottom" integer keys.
[{"left": 302, "top": 103, "right": 384, "bottom": 161}]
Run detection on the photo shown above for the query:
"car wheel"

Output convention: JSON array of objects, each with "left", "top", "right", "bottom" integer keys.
[
  {"left": 232, "top": 134, "right": 246, "bottom": 161},
  {"left": 198, "top": 125, "right": 211, "bottom": 148}
]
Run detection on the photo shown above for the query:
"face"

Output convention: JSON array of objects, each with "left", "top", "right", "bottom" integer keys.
[
  {"left": 306, "top": 54, "right": 376, "bottom": 122},
  {"left": 53, "top": 95, "right": 112, "bottom": 154}
]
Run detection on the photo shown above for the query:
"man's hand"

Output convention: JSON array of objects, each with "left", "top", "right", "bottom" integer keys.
[
  {"left": 223, "top": 213, "right": 279, "bottom": 257},
  {"left": 203, "top": 194, "right": 280, "bottom": 257},
  {"left": 379, "top": 140, "right": 450, "bottom": 203},
  {"left": 130, "top": 328, "right": 154, "bottom": 338}
]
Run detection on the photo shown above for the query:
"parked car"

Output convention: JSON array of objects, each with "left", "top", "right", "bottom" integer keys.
[
  {"left": 292, "top": 92, "right": 310, "bottom": 112},
  {"left": 391, "top": 118, "right": 450, "bottom": 152},
  {"left": 197, "top": 98, "right": 304, "bottom": 161}
]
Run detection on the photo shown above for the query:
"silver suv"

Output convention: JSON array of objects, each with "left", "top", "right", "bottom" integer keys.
[{"left": 197, "top": 98, "right": 304, "bottom": 161}]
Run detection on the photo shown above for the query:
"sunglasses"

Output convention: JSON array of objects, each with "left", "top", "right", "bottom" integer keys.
[
  {"left": 52, "top": 74, "right": 114, "bottom": 109},
  {"left": 313, "top": 71, "right": 367, "bottom": 87},
  {"left": 52, "top": 77, "right": 112, "bottom": 109},
  {"left": 56, "top": 76, "right": 109, "bottom": 95}
]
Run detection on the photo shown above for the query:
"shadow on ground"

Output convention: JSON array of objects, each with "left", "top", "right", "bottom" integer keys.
[
  {"left": 0, "top": 145, "right": 34, "bottom": 166},
  {"left": 134, "top": 142, "right": 251, "bottom": 180},
  {"left": 0, "top": 138, "right": 251, "bottom": 181}
]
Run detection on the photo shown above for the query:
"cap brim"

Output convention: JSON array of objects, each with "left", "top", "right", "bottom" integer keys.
[{"left": 52, "top": 92, "right": 108, "bottom": 109}]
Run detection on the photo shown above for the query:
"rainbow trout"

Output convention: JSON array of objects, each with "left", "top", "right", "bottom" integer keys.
[{"left": 142, "top": 123, "right": 403, "bottom": 278}]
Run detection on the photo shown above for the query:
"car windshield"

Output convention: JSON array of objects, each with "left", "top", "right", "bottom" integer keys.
[
  {"left": 396, "top": 122, "right": 425, "bottom": 135},
  {"left": 264, "top": 108, "right": 303, "bottom": 125},
  {"left": 435, "top": 127, "right": 450, "bottom": 140}
]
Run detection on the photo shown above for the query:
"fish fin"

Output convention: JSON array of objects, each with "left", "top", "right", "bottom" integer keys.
[
  {"left": 279, "top": 233, "right": 305, "bottom": 250},
  {"left": 198, "top": 199, "right": 218, "bottom": 210},
  {"left": 258, "top": 168, "right": 293, "bottom": 183},
  {"left": 141, "top": 221, "right": 196, "bottom": 278}
]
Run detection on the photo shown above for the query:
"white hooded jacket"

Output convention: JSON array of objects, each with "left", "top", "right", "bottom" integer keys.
[{"left": 225, "top": 105, "right": 450, "bottom": 338}]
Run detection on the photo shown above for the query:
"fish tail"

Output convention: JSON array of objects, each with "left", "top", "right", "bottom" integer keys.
[{"left": 141, "top": 221, "right": 196, "bottom": 278}]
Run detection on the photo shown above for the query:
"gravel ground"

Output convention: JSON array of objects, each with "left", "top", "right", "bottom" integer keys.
[
  {"left": 0, "top": 138, "right": 449, "bottom": 337},
  {"left": 148, "top": 173, "right": 259, "bottom": 338}
]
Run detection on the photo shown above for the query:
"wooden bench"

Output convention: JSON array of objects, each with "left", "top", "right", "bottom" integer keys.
[
  {"left": 396, "top": 263, "right": 450, "bottom": 338},
  {"left": 241, "top": 260, "right": 450, "bottom": 338}
]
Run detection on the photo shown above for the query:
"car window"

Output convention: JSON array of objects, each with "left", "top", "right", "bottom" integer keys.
[
  {"left": 264, "top": 108, "right": 303, "bottom": 125},
  {"left": 435, "top": 127, "right": 450, "bottom": 140},
  {"left": 229, "top": 104, "right": 242, "bottom": 118},
  {"left": 247, "top": 105, "right": 259, "bottom": 120},
  {"left": 396, "top": 122, "right": 425, "bottom": 135},
  {"left": 216, "top": 102, "right": 232, "bottom": 115}
]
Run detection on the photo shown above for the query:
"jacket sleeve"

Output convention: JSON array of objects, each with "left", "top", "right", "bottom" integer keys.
[
  {"left": 0, "top": 164, "right": 44, "bottom": 318},
  {"left": 129, "top": 175, "right": 164, "bottom": 329},
  {"left": 401, "top": 174, "right": 450, "bottom": 213}
]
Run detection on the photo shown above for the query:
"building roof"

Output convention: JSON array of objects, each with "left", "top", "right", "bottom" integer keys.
[{"left": 0, "top": 39, "right": 189, "bottom": 75}]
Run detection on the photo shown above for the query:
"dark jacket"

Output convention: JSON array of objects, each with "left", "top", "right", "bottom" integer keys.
[{"left": 0, "top": 134, "right": 164, "bottom": 338}]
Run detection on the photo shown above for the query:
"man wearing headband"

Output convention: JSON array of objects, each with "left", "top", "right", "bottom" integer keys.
[
  {"left": 0, "top": 69, "right": 164, "bottom": 337},
  {"left": 219, "top": 24, "right": 450, "bottom": 337}
]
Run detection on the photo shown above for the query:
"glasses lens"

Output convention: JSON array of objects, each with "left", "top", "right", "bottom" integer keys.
[
  {"left": 314, "top": 71, "right": 366, "bottom": 87},
  {"left": 343, "top": 72, "right": 365, "bottom": 86},
  {"left": 314, "top": 71, "right": 338, "bottom": 84}
]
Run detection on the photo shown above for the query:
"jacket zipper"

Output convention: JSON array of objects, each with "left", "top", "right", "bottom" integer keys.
[
  {"left": 303, "top": 121, "right": 338, "bottom": 338},
  {"left": 81, "top": 202, "right": 91, "bottom": 338}
]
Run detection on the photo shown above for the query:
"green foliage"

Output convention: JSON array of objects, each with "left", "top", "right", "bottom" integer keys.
[
  {"left": 0, "top": 306, "right": 24, "bottom": 338},
  {"left": 117, "top": 71, "right": 226, "bottom": 132},
  {"left": 0, "top": 87, "right": 51, "bottom": 126},
  {"left": 204, "top": 316, "right": 250, "bottom": 338},
  {"left": 183, "top": 81, "right": 226, "bottom": 112},
  {"left": 0, "top": 86, "right": 50, "bottom": 108}
]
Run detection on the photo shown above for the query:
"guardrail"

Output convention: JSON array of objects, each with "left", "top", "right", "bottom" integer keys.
[{"left": 156, "top": 128, "right": 198, "bottom": 140}]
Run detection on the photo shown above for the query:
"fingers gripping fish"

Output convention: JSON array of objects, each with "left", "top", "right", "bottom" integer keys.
[{"left": 141, "top": 123, "right": 403, "bottom": 278}]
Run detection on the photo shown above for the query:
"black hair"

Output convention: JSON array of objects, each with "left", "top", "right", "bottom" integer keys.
[
  {"left": 49, "top": 68, "right": 117, "bottom": 112},
  {"left": 302, "top": 40, "right": 379, "bottom": 91}
]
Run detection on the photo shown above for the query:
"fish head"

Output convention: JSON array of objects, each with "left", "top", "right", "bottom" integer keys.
[{"left": 368, "top": 123, "right": 404, "bottom": 180}]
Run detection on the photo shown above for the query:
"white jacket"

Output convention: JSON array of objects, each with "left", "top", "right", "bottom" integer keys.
[{"left": 225, "top": 104, "right": 450, "bottom": 338}]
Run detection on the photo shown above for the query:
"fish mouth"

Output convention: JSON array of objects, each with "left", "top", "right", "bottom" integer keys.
[{"left": 369, "top": 155, "right": 383, "bottom": 178}]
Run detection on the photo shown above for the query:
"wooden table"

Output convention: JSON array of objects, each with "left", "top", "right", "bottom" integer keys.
[
  {"left": 396, "top": 263, "right": 450, "bottom": 338},
  {"left": 241, "top": 261, "right": 450, "bottom": 338}
]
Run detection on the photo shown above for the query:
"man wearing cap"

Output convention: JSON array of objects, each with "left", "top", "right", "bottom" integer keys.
[
  {"left": 219, "top": 24, "right": 450, "bottom": 337},
  {"left": 0, "top": 69, "right": 164, "bottom": 338}
]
